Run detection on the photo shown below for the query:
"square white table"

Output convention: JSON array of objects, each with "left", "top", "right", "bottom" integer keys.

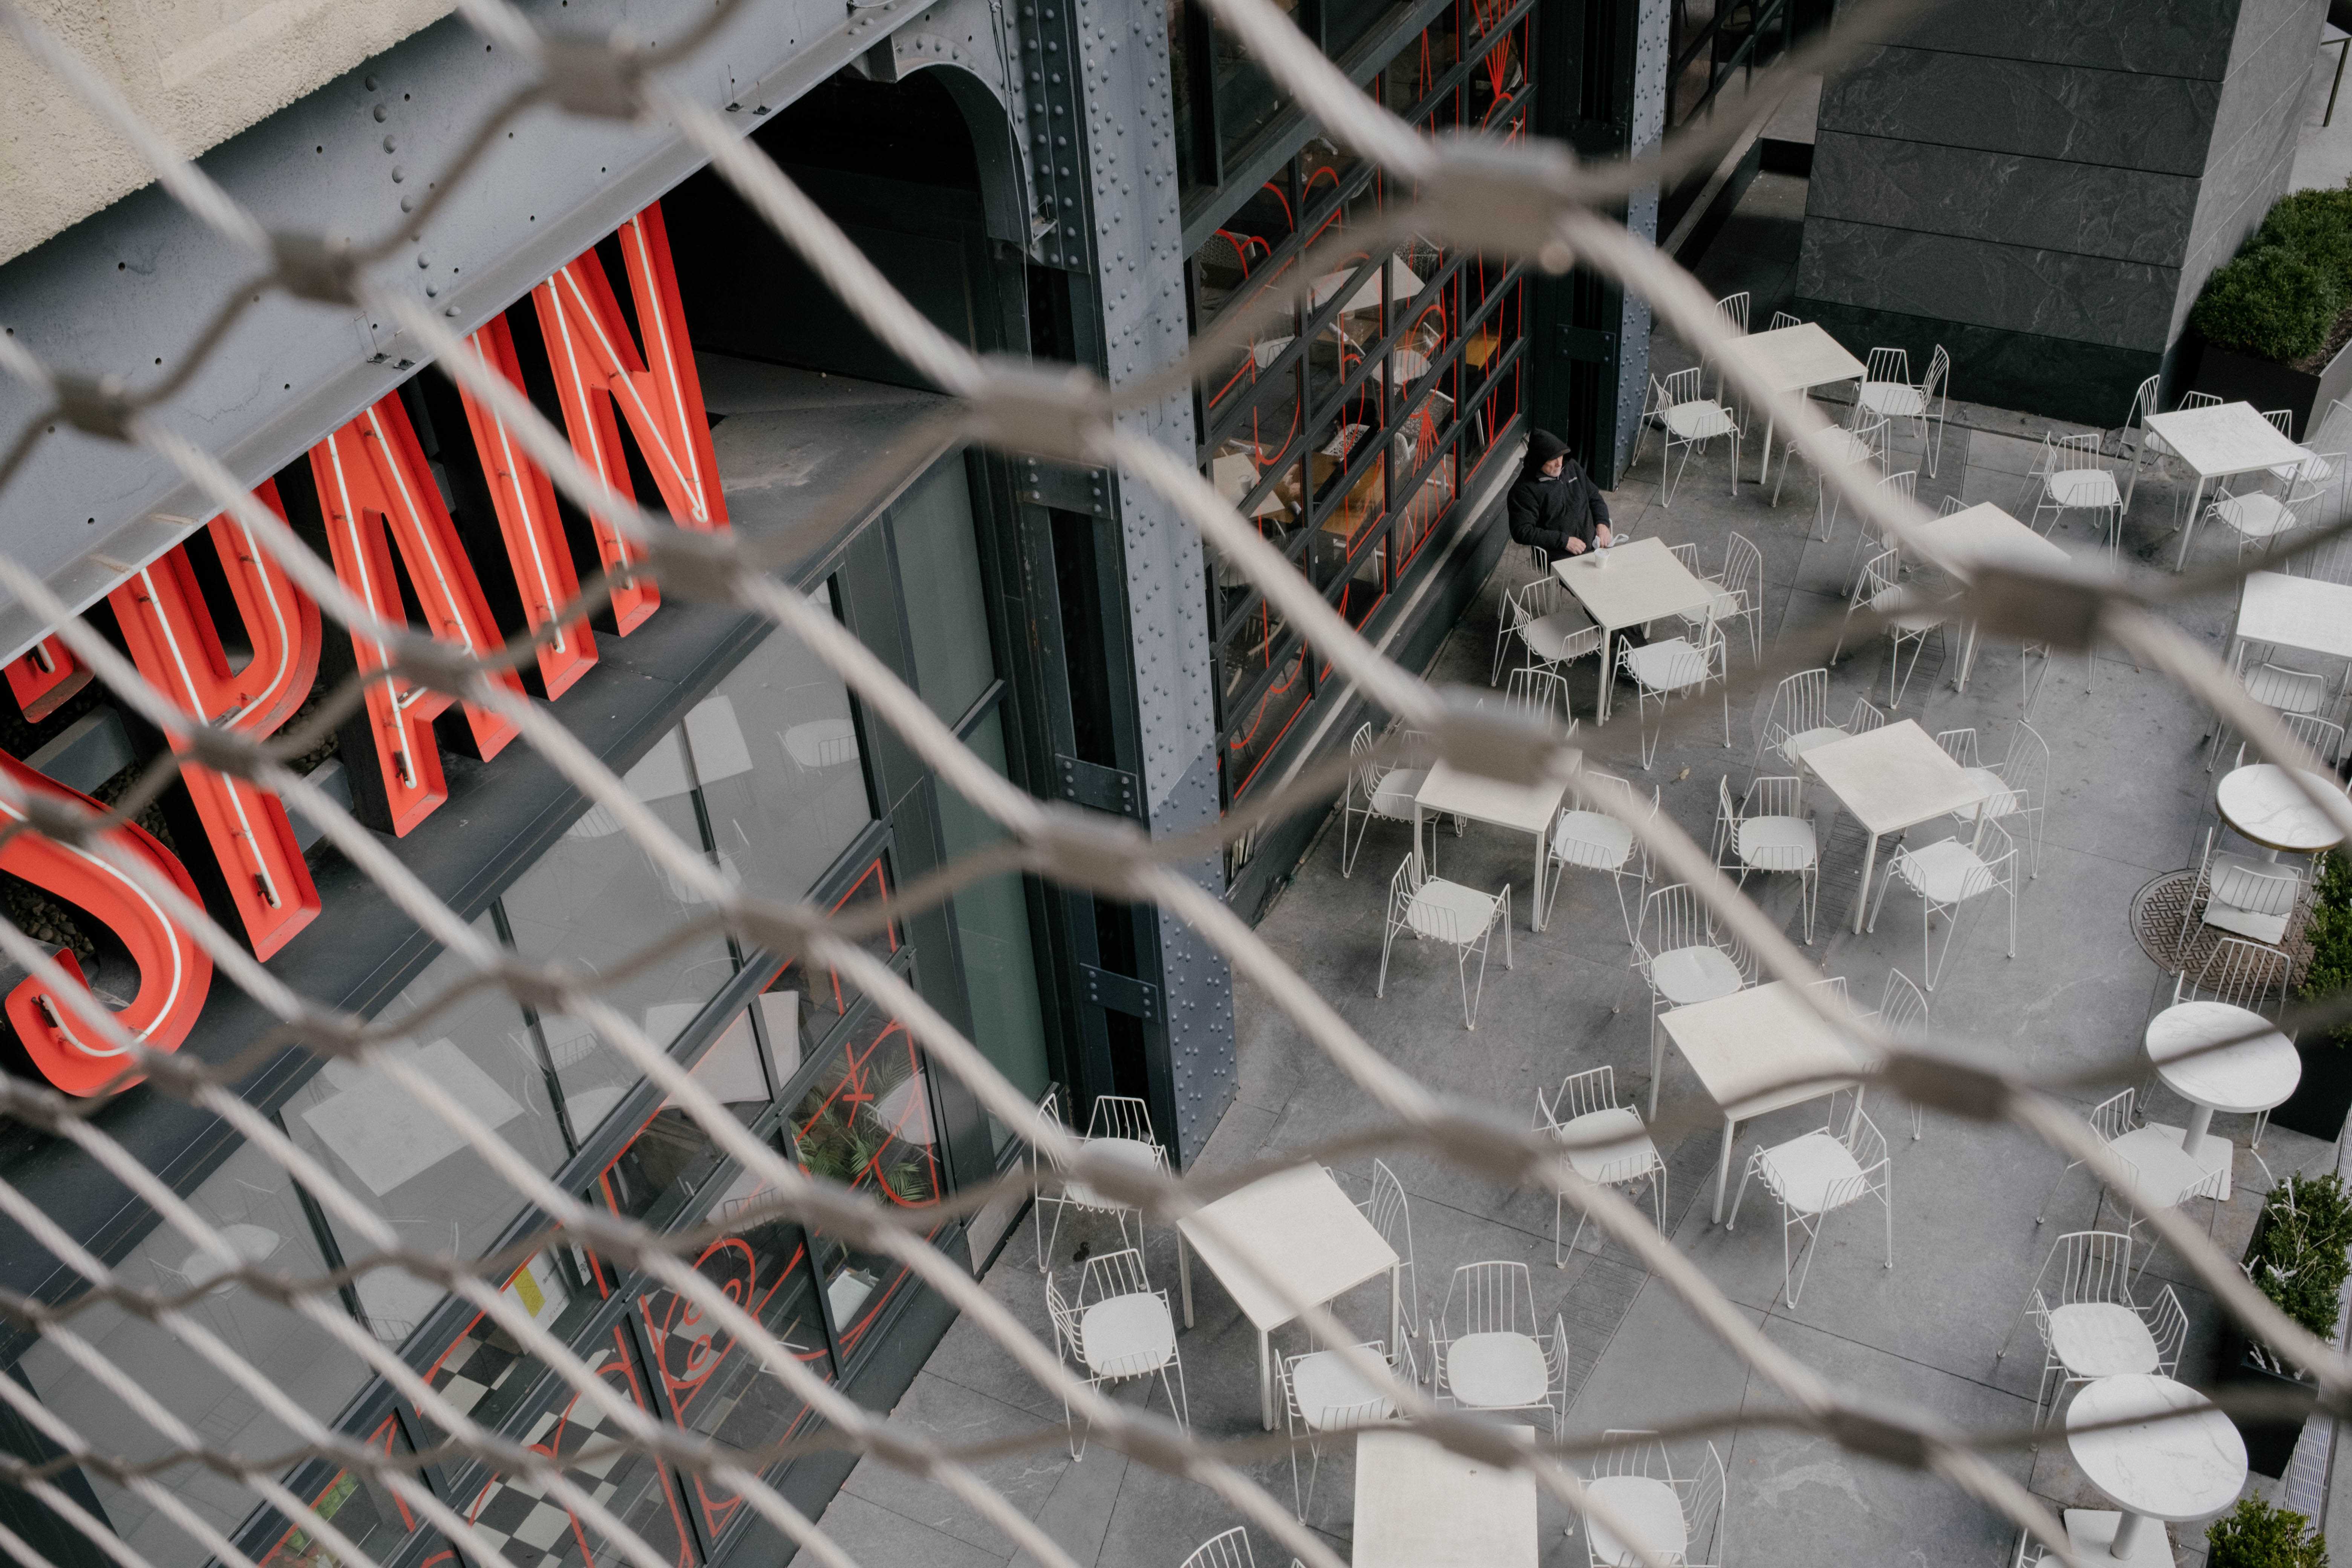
[
  {"left": 1553, "top": 538, "right": 1717, "bottom": 723},
  {"left": 2142, "top": 402, "right": 2312, "bottom": 568},
  {"left": 2233, "top": 570, "right": 2352, "bottom": 665},
  {"left": 1353, "top": 1430, "right": 1539, "bottom": 1568},
  {"left": 1801, "top": 718, "right": 1990, "bottom": 932},
  {"left": 1176, "top": 1164, "right": 1400, "bottom": 1430},
  {"left": 1413, "top": 757, "right": 1574, "bottom": 930},
  {"left": 1913, "top": 502, "right": 2075, "bottom": 691},
  {"left": 1655, "top": 980, "right": 1873, "bottom": 1221},
  {"left": 1733, "top": 322, "right": 1867, "bottom": 488}
]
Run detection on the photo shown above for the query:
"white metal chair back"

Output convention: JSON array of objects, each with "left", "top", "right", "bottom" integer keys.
[
  {"left": 2283, "top": 709, "right": 2348, "bottom": 769},
  {"left": 1824, "top": 1094, "right": 1893, "bottom": 1209},
  {"left": 1087, "top": 1094, "right": 1159, "bottom": 1148},
  {"left": 1179, "top": 1527, "right": 1255, "bottom": 1568},
  {"left": 1689, "top": 531, "right": 1764, "bottom": 662},
  {"left": 1379, "top": 853, "right": 1511, "bottom": 1027},
  {"left": 1503, "top": 664, "right": 1573, "bottom": 724},
  {"left": 1643, "top": 367, "right": 1741, "bottom": 505},
  {"left": 1537, "top": 1064, "right": 1668, "bottom": 1258},
  {"left": 2176, "top": 935, "right": 2291, "bottom": 1013},
  {"left": 1589, "top": 1427, "right": 1672, "bottom": 1482},
  {"left": 1755, "top": 666, "right": 1831, "bottom": 772},
  {"left": 1915, "top": 344, "right": 1952, "bottom": 475},
  {"left": 1361, "top": 1157, "right": 1420, "bottom": 1334},
  {"left": 1491, "top": 578, "right": 1538, "bottom": 684},
  {"left": 1868, "top": 819, "right": 2020, "bottom": 989},
  {"left": 1439, "top": 1257, "right": 1539, "bottom": 1339},
  {"left": 1848, "top": 694, "right": 1888, "bottom": 733},
  {"left": 1659, "top": 364, "right": 1705, "bottom": 409},
  {"left": 1841, "top": 544, "right": 1942, "bottom": 709},
  {"left": 2263, "top": 407, "right": 2295, "bottom": 439},
  {"left": 1714, "top": 291, "right": 1750, "bottom": 335},
  {"left": 1542, "top": 1063, "right": 1622, "bottom": 1127},
  {"left": 1547, "top": 770, "right": 1657, "bottom": 939},
  {"left": 1739, "top": 773, "right": 1807, "bottom": 833},
  {"left": 1078, "top": 1243, "right": 1155, "bottom": 1305},
  {"left": 1934, "top": 726, "right": 1979, "bottom": 768},
  {"left": 1620, "top": 619, "right": 1730, "bottom": 768},
  {"left": 2179, "top": 390, "right": 2223, "bottom": 410},
  {"left": 1868, "top": 968, "right": 1931, "bottom": 1139},
  {"left": 1862, "top": 346, "right": 1910, "bottom": 388},
  {"left": 1768, "top": 309, "right": 1802, "bottom": 330},
  {"left": 1636, "top": 880, "right": 1740, "bottom": 970}
]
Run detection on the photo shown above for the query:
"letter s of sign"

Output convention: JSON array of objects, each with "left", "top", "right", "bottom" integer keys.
[
  {"left": 107, "top": 479, "right": 326, "bottom": 960},
  {"left": 0, "top": 752, "right": 213, "bottom": 1095}
]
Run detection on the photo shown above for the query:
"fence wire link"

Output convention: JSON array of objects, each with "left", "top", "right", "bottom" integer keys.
[{"left": 0, "top": 0, "right": 2346, "bottom": 1565}]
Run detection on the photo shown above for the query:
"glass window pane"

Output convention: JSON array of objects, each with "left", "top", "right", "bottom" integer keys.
[
  {"left": 594, "top": 1006, "right": 773, "bottom": 1235},
  {"left": 692, "top": 598, "right": 876, "bottom": 909},
  {"left": 1224, "top": 645, "right": 1311, "bottom": 803},
  {"left": 18, "top": 1146, "right": 371, "bottom": 1568},
  {"left": 635, "top": 1146, "right": 831, "bottom": 1542},
  {"left": 280, "top": 915, "right": 564, "bottom": 1346},
  {"left": 501, "top": 726, "right": 739, "bottom": 1143},
  {"left": 256, "top": 1412, "right": 431, "bottom": 1568},
  {"left": 935, "top": 709, "right": 1052, "bottom": 1150},
  {"left": 1325, "top": 0, "right": 1402, "bottom": 61},
  {"left": 892, "top": 459, "right": 997, "bottom": 725}
]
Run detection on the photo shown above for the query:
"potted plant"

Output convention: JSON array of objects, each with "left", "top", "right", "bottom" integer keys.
[
  {"left": 2188, "top": 184, "right": 2352, "bottom": 438},
  {"left": 2271, "top": 850, "right": 2352, "bottom": 1141},
  {"left": 2216, "top": 1171, "right": 2352, "bottom": 1476},
  {"left": 2207, "top": 1496, "right": 2329, "bottom": 1568}
]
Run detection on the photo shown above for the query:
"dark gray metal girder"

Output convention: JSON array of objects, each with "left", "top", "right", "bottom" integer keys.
[{"left": 0, "top": 0, "right": 998, "bottom": 665}]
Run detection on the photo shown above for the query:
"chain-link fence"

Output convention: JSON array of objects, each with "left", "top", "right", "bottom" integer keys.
[{"left": 0, "top": 1, "right": 2349, "bottom": 1566}]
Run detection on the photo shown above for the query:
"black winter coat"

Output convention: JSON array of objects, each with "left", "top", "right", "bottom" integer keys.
[{"left": 1506, "top": 453, "right": 1611, "bottom": 559}]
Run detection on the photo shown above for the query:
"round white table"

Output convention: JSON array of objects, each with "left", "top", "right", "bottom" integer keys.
[
  {"left": 2066, "top": 1374, "right": 2245, "bottom": 1565},
  {"left": 2216, "top": 763, "right": 2346, "bottom": 859},
  {"left": 2145, "top": 1001, "right": 2298, "bottom": 1173}
]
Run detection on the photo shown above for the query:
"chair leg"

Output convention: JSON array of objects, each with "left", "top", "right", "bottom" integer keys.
[
  {"left": 1727, "top": 1156, "right": 1756, "bottom": 1231},
  {"left": 1377, "top": 919, "right": 1397, "bottom": 999}
]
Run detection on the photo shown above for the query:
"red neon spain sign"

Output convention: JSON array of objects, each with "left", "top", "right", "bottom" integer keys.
[
  {"left": 533, "top": 202, "right": 730, "bottom": 634},
  {"left": 457, "top": 317, "right": 599, "bottom": 700},
  {"left": 309, "top": 394, "right": 526, "bottom": 837},
  {"left": 107, "top": 480, "right": 325, "bottom": 959},
  {"left": 3, "top": 636, "right": 90, "bottom": 722},
  {"left": 0, "top": 751, "right": 212, "bottom": 1095}
]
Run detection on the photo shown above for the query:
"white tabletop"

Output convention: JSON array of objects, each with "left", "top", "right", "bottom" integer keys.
[
  {"left": 1915, "top": 502, "right": 2073, "bottom": 574},
  {"left": 2216, "top": 763, "right": 2348, "bottom": 853},
  {"left": 1737, "top": 322, "right": 1868, "bottom": 394},
  {"left": 1176, "top": 1164, "right": 1397, "bottom": 1335},
  {"left": 1658, "top": 980, "right": 1872, "bottom": 1122},
  {"left": 1354, "top": 1430, "right": 1539, "bottom": 1568},
  {"left": 2237, "top": 571, "right": 2352, "bottom": 662},
  {"left": 2146, "top": 1001, "right": 2301, "bottom": 1114},
  {"left": 1418, "top": 757, "right": 1573, "bottom": 835},
  {"left": 2143, "top": 403, "right": 2311, "bottom": 481},
  {"left": 1802, "top": 718, "right": 1990, "bottom": 837},
  {"left": 2067, "top": 1374, "right": 2246, "bottom": 1522},
  {"left": 1553, "top": 536, "right": 1716, "bottom": 632}
]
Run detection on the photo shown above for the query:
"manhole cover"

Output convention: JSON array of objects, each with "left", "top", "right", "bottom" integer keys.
[{"left": 2128, "top": 868, "right": 2313, "bottom": 985}]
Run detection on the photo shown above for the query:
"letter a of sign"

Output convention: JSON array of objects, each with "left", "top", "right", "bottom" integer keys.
[
  {"left": 310, "top": 394, "right": 526, "bottom": 837},
  {"left": 456, "top": 317, "right": 599, "bottom": 699},
  {"left": 3, "top": 637, "right": 90, "bottom": 721},
  {"left": 0, "top": 751, "right": 213, "bottom": 1096},
  {"left": 107, "top": 480, "right": 325, "bottom": 959},
  {"left": 533, "top": 201, "right": 730, "bottom": 634}
]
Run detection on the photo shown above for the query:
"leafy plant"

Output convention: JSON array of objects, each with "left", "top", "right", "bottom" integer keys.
[
  {"left": 2243, "top": 1171, "right": 2352, "bottom": 1369},
  {"left": 2193, "top": 181, "right": 2352, "bottom": 364},
  {"left": 2301, "top": 850, "right": 2352, "bottom": 1050},
  {"left": 2208, "top": 1496, "right": 2328, "bottom": 1568}
]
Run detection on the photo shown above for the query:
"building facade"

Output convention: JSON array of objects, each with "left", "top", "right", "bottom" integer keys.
[{"left": 0, "top": 0, "right": 1653, "bottom": 1562}]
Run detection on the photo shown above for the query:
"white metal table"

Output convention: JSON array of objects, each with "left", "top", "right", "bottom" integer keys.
[
  {"left": 1913, "top": 502, "right": 2075, "bottom": 691},
  {"left": 2144, "top": 1000, "right": 2298, "bottom": 1202},
  {"left": 1801, "top": 719, "right": 1991, "bottom": 932},
  {"left": 1733, "top": 321, "right": 1867, "bottom": 488},
  {"left": 1413, "top": 758, "right": 1574, "bottom": 929},
  {"left": 2064, "top": 1373, "right": 2246, "bottom": 1566},
  {"left": 1353, "top": 1430, "right": 1538, "bottom": 1568},
  {"left": 1176, "top": 1164, "right": 1401, "bottom": 1430},
  {"left": 1655, "top": 980, "right": 1873, "bottom": 1222},
  {"left": 2232, "top": 570, "right": 2352, "bottom": 666},
  {"left": 2142, "top": 402, "right": 2312, "bottom": 569},
  {"left": 1553, "top": 538, "right": 1716, "bottom": 723},
  {"left": 2215, "top": 763, "right": 2348, "bottom": 858}
]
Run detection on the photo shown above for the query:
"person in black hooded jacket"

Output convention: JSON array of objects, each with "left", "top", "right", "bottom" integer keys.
[{"left": 1506, "top": 429, "right": 1613, "bottom": 559}]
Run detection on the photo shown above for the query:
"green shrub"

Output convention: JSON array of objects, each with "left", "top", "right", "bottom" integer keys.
[
  {"left": 2302, "top": 850, "right": 2352, "bottom": 1047},
  {"left": 2244, "top": 1171, "right": 2352, "bottom": 1363},
  {"left": 2261, "top": 187, "right": 2352, "bottom": 291},
  {"left": 2193, "top": 245, "right": 2344, "bottom": 364},
  {"left": 2208, "top": 1496, "right": 2328, "bottom": 1568}
]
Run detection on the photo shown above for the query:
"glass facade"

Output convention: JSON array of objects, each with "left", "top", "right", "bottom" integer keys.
[{"left": 1178, "top": 0, "right": 1536, "bottom": 810}]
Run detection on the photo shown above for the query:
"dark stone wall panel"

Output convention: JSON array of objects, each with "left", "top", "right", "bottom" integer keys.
[
  {"left": 1895, "top": 0, "right": 2240, "bottom": 80},
  {"left": 1806, "top": 132, "right": 2197, "bottom": 265},
  {"left": 1797, "top": 218, "right": 2180, "bottom": 350},
  {"left": 1789, "top": 296, "right": 2163, "bottom": 425},
  {"left": 1820, "top": 46, "right": 2222, "bottom": 175}
]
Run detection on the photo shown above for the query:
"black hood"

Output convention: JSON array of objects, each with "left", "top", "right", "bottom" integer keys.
[{"left": 1521, "top": 429, "right": 1570, "bottom": 480}]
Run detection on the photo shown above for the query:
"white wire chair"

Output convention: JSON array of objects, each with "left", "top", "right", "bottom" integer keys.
[
  {"left": 1625, "top": 882, "right": 1754, "bottom": 1053},
  {"left": 2179, "top": 823, "right": 2306, "bottom": 951},
  {"left": 1427, "top": 1260, "right": 1570, "bottom": 1434},
  {"left": 1754, "top": 666, "right": 1840, "bottom": 773},
  {"left": 1044, "top": 1246, "right": 1189, "bottom": 1458},
  {"left": 1728, "top": 1090, "right": 1893, "bottom": 1308},
  {"left": 2116, "top": 373, "right": 2162, "bottom": 511},
  {"left": 1710, "top": 290, "right": 1751, "bottom": 412},
  {"left": 2157, "top": 937, "right": 2294, "bottom": 1148},
  {"left": 1179, "top": 1525, "right": 1269, "bottom": 1568},
  {"left": 1675, "top": 531, "right": 1764, "bottom": 663},
  {"left": 2211, "top": 652, "right": 2336, "bottom": 774},
  {"left": 1620, "top": 618, "right": 1730, "bottom": 769},
  {"left": 1638, "top": 366, "right": 1740, "bottom": 505},
  {"left": 1537, "top": 1065, "right": 1666, "bottom": 1263},
  {"left": 1780, "top": 405, "right": 1888, "bottom": 541},
  {"left": 2024, "top": 431, "right": 2122, "bottom": 554},
  {"left": 1768, "top": 309, "right": 1803, "bottom": 330},
  {"left": 1508, "top": 574, "right": 1605, "bottom": 683},
  {"left": 1870, "top": 968, "right": 1931, "bottom": 1140},
  {"left": 1033, "top": 1087, "right": 1170, "bottom": 1269},
  {"left": 1842, "top": 466, "right": 1918, "bottom": 593},
  {"left": 1541, "top": 769, "right": 1656, "bottom": 939},
  {"left": 2035, "top": 1088, "right": 2228, "bottom": 1269},
  {"left": 1340, "top": 721, "right": 1433, "bottom": 878},
  {"left": 2205, "top": 453, "right": 2340, "bottom": 563},
  {"left": 1836, "top": 545, "right": 1946, "bottom": 709},
  {"left": 1502, "top": 664, "right": 1577, "bottom": 727},
  {"left": 1713, "top": 773, "right": 1819, "bottom": 941},
  {"left": 1867, "top": 817, "right": 2021, "bottom": 991},
  {"left": 1377, "top": 852, "right": 1511, "bottom": 1029},
  {"left": 1940, "top": 721, "right": 2049, "bottom": 877},
  {"left": 1581, "top": 1429, "right": 1728, "bottom": 1568},
  {"left": 1858, "top": 343, "right": 1950, "bottom": 475},
  {"left": 1278, "top": 1339, "right": 1405, "bottom": 1522},
  {"left": 1360, "top": 1156, "right": 1423, "bottom": 1338},
  {"left": 1995, "top": 1229, "right": 2189, "bottom": 1428}
]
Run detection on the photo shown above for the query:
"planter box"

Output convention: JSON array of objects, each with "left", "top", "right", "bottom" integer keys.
[
  {"left": 2216, "top": 1316, "right": 2322, "bottom": 1477},
  {"left": 2268, "top": 1034, "right": 2352, "bottom": 1142},
  {"left": 2186, "top": 328, "right": 2352, "bottom": 441}
]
